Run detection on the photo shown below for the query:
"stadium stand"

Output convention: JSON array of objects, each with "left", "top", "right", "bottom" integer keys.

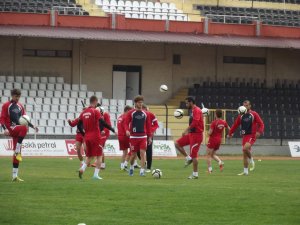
[
  {"left": 95, "top": 0, "right": 188, "bottom": 21},
  {"left": 0, "top": 75, "right": 170, "bottom": 137},
  {"left": 242, "top": 0, "right": 300, "bottom": 4},
  {"left": 0, "top": 0, "right": 89, "bottom": 15},
  {"left": 196, "top": 5, "right": 300, "bottom": 26},
  {"left": 186, "top": 79, "right": 300, "bottom": 139}
]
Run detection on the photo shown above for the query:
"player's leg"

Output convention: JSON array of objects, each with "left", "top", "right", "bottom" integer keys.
[
  {"left": 120, "top": 149, "right": 128, "bottom": 171},
  {"left": 175, "top": 135, "right": 192, "bottom": 166},
  {"left": 75, "top": 141, "right": 84, "bottom": 165},
  {"left": 129, "top": 150, "right": 137, "bottom": 176},
  {"left": 134, "top": 152, "right": 141, "bottom": 168},
  {"left": 238, "top": 143, "right": 251, "bottom": 176},
  {"left": 11, "top": 126, "right": 27, "bottom": 182},
  {"left": 146, "top": 138, "right": 153, "bottom": 172},
  {"left": 212, "top": 152, "right": 224, "bottom": 172},
  {"left": 93, "top": 155, "right": 103, "bottom": 180},
  {"left": 188, "top": 134, "right": 202, "bottom": 179},
  {"left": 101, "top": 152, "right": 105, "bottom": 169},
  {"left": 206, "top": 147, "right": 213, "bottom": 173},
  {"left": 139, "top": 149, "right": 146, "bottom": 176}
]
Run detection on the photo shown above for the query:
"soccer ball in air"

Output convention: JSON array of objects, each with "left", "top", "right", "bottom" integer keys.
[
  {"left": 159, "top": 84, "right": 168, "bottom": 92},
  {"left": 202, "top": 108, "right": 209, "bottom": 116},
  {"left": 174, "top": 109, "right": 184, "bottom": 119},
  {"left": 152, "top": 169, "right": 162, "bottom": 179},
  {"left": 238, "top": 106, "right": 247, "bottom": 115},
  {"left": 19, "top": 115, "right": 31, "bottom": 126}
]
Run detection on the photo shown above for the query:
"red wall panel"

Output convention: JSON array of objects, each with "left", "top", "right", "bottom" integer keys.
[
  {"left": 261, "top": 25, "right": 300, "bottom": 39},
  {"left": 169, "top": 21, "right": 203, "bottom": 33},
  {"left": 0, "top": 12, "right": 50, "bottom": 26},
  {"left": 209, "top": 23, "right": 256, "bottom": 36}
]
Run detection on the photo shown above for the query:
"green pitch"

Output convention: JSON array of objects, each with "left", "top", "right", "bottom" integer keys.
[{"left": 0, "top": 157, "right": 299, "bottom": 225}]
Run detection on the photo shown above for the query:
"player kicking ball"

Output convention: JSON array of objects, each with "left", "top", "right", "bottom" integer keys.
[
  {"left": 175, "top": 96, "right": 204, "bottom": 179},
  {"left": 228, "top": 100, "right": 264, "bottom": 176},
  {"left": 206, "top": 109, "right": 230, "bottom": 173},
  {"left": 0, "top": 89, "right": 38, "bottom": 182}
]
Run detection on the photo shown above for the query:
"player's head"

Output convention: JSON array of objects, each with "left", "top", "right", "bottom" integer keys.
[
  {"left": 243, "top": 100, "right": 251, "bottom": 111},
  {"left": 124, "top": 105, "right": 132, "bottom": 113},
  {"left": 89, "top": 95, "right": 98, "bottom": 107},
  {"left": 11, "top": 89, "right": 21, "bottom": 102},
  {"left": 185, "top": 96, "right": 195, "bottom": 109},
  {"left": 134, "top": 95, "right": 144, "bottom": 110},
  {"left": 142, "top": 103, "right": 149, "bottom": 111},
  {"left": 215, "top": 109, "right": 222, "bottom": 118}
]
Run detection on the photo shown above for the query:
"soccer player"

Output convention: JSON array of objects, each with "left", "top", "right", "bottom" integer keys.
[
  {"left": 0, "top": 89, "right": 38, "bottom": 182},
  {"left": 228, "top": 100, "right": 264, "bottom": 176},
  {"left": 117, "top": 105, "right": 132, "bottom": 171},
  {"left": 206, "top": 109, "right": 230, "bottom": 173},
  {"left": 175, "top": 96, "right": 204, "bottom": 179},
  {"left": 142, "top": 104, "right": 159, "bottom": 173},
  {"left": 76, "top": 96, "right": 115, "bottom": 180},
  {"left": 124, "top": 95, "right": 152, "bottom": 177},
  {"left": 67, "top": 117, "right": 85, "bottom": 166}
]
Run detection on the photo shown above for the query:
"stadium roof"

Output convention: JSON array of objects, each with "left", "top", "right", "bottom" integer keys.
[{"left": 1, "top": 25, "right": 300, "bottom": 49}]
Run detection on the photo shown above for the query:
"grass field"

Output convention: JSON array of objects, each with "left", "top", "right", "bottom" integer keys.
[{"left": 0, "top": 157, "right": 299, "bottom": 225}]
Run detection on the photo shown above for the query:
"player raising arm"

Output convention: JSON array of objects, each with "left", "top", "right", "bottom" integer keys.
[
  {"left": 0, "top": 89, "right": 38, "bottom": 182},
  {"left": 206, "top": 109, "right": 230, "bottom": 173},
  {"left": 228, "top": 100, "right": 264, "bottom": 176}
]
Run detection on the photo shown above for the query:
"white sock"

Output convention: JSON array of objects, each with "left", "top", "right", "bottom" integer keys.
[
  {"left": 219, "top": 161, "right": 223, "bottom": 165},
  {"left": 140, "top": 168, "right": 145, "bottom": 174},
  {"left": 81, "top": 162, "right": 87, "bottom": 172},
  {"left": 244, "top": 168, "right": 249, "bottom": 174},
  {"left": 193, "top": 172, "right": 198, "bottom": 177},
  {"left": 250, "top": 158, "right": 254, "bottom": 164},
  {"left": 130, "top": 165, "right": 134, "bottom": 170},
  {"left": 94, "top": 168, "right": 100, "bottom": 177},
  {"left": 208, "top": 166, "right": 212, "bottom": 172},
  {"left": 80, "top": 160, "right": 83, "bottom": 166},
  {"left": 120, "top": 163, "right": 124, "bottom": 169},
  {"left": 12, "top": 168, "right": 18, "bottom": 179},
  {"left": 133, "top": 160, "right": 138, "bottom": 166},
  {"left": 15, "top": 143, "right": 21, "bottom": 153},
  {"left": 186, "top": 155, "right": 192, "bottom": 161},
  {"left": 124, "top": 161, "right": 128, "bottom": 167},
  {"left": 101, "top": 163, "right": 106, "bottom": 168}
]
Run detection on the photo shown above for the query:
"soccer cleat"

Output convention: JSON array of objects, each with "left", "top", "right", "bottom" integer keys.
[
  {"left": 129, "top": 169, "right": 134, "bottom": 176},
  {"left": 188, "top": 175, "right": 198, "bottom": 179},
  {"left": 207, "top": 170, "right": 212, "bottom": 174},
  {"left": 15, "top": 153, "right": 22, "bottom": 162},
  {"left": 120, "top": 168, "right": 128, "bottom": 172},
  {"left": 91, "top": 163, "right": 96, "bottom": 168},
  {"left": 184, "top": 159, "right": 193, "bottom": 168},
  {"left": 250, "top": 161, "right": 255, "bottom": 172},
  {"left": 219, "top": 162, "right": 224, "bottom": 172},
  {"left": 140, "top": 172, "right": 145, "bottom": 177},
  {"left": 237, "top": 172, "right": 248, "bottom": 176},
  {"left": 134, "top": 164, "right": 141, "bottom": 169},
  {"left": 12, "top": 176, "right": 24, "bottom": 182},
  {"left": 145, "top": 169, "right": 151, "bottom": 173},
  {"left": 92, "top": 175, "right": 103, "bottom": 180},
  {"left": 78, "top": 169, "right": 83, "bottom": 179}
]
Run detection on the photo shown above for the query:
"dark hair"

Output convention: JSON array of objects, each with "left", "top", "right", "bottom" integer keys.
[
  {"left": 89, "top": 95, "right": 98, "bottom": 104},
  {"left": 134, "top": 95, "right": 144, "bottom": 103},
  {"left": 243, "top": 100, "right": 251, "bottom": 105},
  {"left": 185, "top": 96, "right": 195, "bottom": 104},
  {"left": 215, "top": 109, "right": 222, "bottom": 118},
  {"left": 11, "top": 89, "right": 21, "bottom": 96},
  {"left": 124, "top": 105, "right": 132, "bottom": 112}
]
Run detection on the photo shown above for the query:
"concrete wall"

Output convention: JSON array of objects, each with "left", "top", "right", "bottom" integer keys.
[{"left": 0, "top": 36, "right": 299, "bottom": 104}]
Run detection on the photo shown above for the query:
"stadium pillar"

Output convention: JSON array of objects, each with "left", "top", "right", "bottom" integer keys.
[
  {"left": 50, "top": 9, "right": 58, "bottom": 27},
  {"left": 165, "top": 19, "right": 169, "bottom": 32},
  {"left": 204, "top": 17, "right": 209, "bottom": 34},
  {"left": 111, "top": 13, "right": 116, "bottom": 29},
  {"left": 256, "top": 20, "right": 261, "bottom": 37}
]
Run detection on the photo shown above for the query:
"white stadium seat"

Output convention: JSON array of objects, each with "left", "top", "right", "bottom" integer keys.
[
  {"left": 22, "top": 83, "right": 30, "bottom": 90},
  {"left": 41, "top": 112, "right": 49, "bottom": 120},
  {"left": 15, "top": 76, "right": 23, "bottom": 82},
  {"left": 26, "top": 97, "right": 35, "bottom": 104},
  {"left": 147, "top": 1, "right": 154, "bottom": 9},
  {"left": 42, "top": 104, "right": 50, "bottom": 112},
  {"left": 72, "top": 84, "right": 79, "bottom": 91},
  {"left": 44, "top": 97, "right": 51, "bottom": 105},
  {"left": 67, "top": 112, "right": 75, "bottom": 119},
  {"left": 125, "top": 0, "right": 132, "bottom": 7},
  {"left": 79, "top": 91, "right": 86, "bottom": 98},
  {"left": 162, "top": 3, "right": 169, "bottom": 10},
  {"left": 169, "top": 15, "right": 176, "bottom": 20},
  {"left": 34, "top": 104, "right": 42, "bottom": 112},
  {"left": 56, "top": 77, "right": 64, "bottom": 83},
  {"left": 30, "top": 83, "right": 38, "bottom": 90},
  {"left": 154, "top": 14, "right": 161, "bottom": 20},
  {"left": 147, "top": 14, "right": 154, "bottom": 19},
  {"left": 23, "top": 76, "right": 31, "bottom": 83},
  {"left": 110, "top": 0, "right": 117, "bottom": 6},
  {"left": 55, "top": 127, "right": 63, "bottom": 134},
  {"left": 13, "top": 83, "right": 21, "bottom": 89},
  {"left": 35, "top": 97, "right": 43, "bottom": 104},
  {"left": 95, "top": 0, "right": 102, "bottom": 5},
  {"left": 60, "top": 98, "right": 68, "bottom": 105},
  {"left": 21, "top": 90, "right": 28, "bottom": 96},
  {"left": 50, "top": 112, "right": 58, "bottom": 120},
  {"left": 68, "top": 105, "right": 76, "bottom": 112},
  {"left": 63, "top": 84, "right": 71, "bottom": 91},
  {"left": 29, "top": 90, "right": 36, "bottom": 97},
  {"left": 132, "top": 13, "right": 139, "bottom": 18},
  {"left": 60, "top": 105, "right": 68, "bottom": 112},
  {"left": 56, "top": 119, "right": 64, "bottom": 127},
  {"left": 87, "top": 91, "right": 95, "bottom": 98},
  {"left": 32, "top": 77, "right": 39, "bottom": 83},
  {"left": 62, "top": 91, "right": 70, "bottom": 98},
  {"left": 63, "top": 127, "right": 72, "bottom": 135},
  {"left": 45, "top": 90, "right": 53, "bottom": 97},
  {"left": 0, "top": 76, "right": 6, "bottom": 82},
  {"left": 58, "top": 112, "right": 66, "bottom": 120},
  {"left": 25, "top": 104, "right": 34, "bottom": 112},
  {"left": 47, "top": 83, "right": 55, "bottom": 90},
  {"left": 52, "top": 98, "right": 60, "bottom": 105},
  {"left": 38, "top": 119, "right": 47, "bottom": 126},
  {"left": 38, "top": 127, "right": 46, "bottom": 134},
  {"left": 3, "top": 90, "right": 10, "bottom": 97},
  {"left": 103, "top": 0, "right": 110, "bottom": 6},
  {"left": 154, "top": 2, "right": 162, "bottom": 9},
  {"left": 102, "top": 98, "right": 109, "bottom": 106},
  {"left": 51, "top": 105, "right": 59, "bottom": 112},
  {"left": 37, "top": 90, "right": 45, "bottom": 97},
  {"left": 39, "top": 83, "right": 47, "bottom": 90},
  {"left": 7, "top": 76, "right": 14, "bottom": 82},
  {"left": 126, "top": 100, "right": 133, "bottom": 105},
  {"left": 40, "top": 77, "right": 48, "bottom": 83},
  {"left": 70, "top": 91, "right": 78, "bottom": 98},
  {"left": 69, "top": 98, "right": 77, "bottom": 105},
  {"left": 80, "top": 84, "right": 87, "bottom": 91},
  {"left": 48, "top": 77, "right": 56, "bottom": 83},
  {"left": 48, "top": 119, "right": 56, "bottom": 126},
  {"left": 5, "top": 82, "right": 13, "bottom": 89},
  {"left": 54, "top": 91, "right": 62, "bottom": 97},
  {"left": 46, "top": 127, "right": 54, "bottom": 134},
  {"left": 162, "top": 15, "right": 168, "bottom": 20}
]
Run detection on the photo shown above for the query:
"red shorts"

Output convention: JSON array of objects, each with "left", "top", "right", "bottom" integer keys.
[
  {"left": 242, "top": 134, "right": 256, "bottom": 151},
  {"left": 100, "top": 136, "right": 108, "bottom": 147},
  {"left": 129, "top": 137, "right": 147, "bottom": 153},
  {"left": 75, "top": 133, "right": 84, "bottom": 143},
  {"left": 176, "top": 133, "right": 203, "bottom": 158},
  {"left": 207, "top": 137, "right": 221, "bottom": 151},
  {"left": 118, "top": 136, "right": 130, "bottom": 150},
  {"left": 85, "top": 138, "right": 103, "bottom": 157},
  {"left": 9, "top": 125, "right": 28, "bottom": 149}
]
